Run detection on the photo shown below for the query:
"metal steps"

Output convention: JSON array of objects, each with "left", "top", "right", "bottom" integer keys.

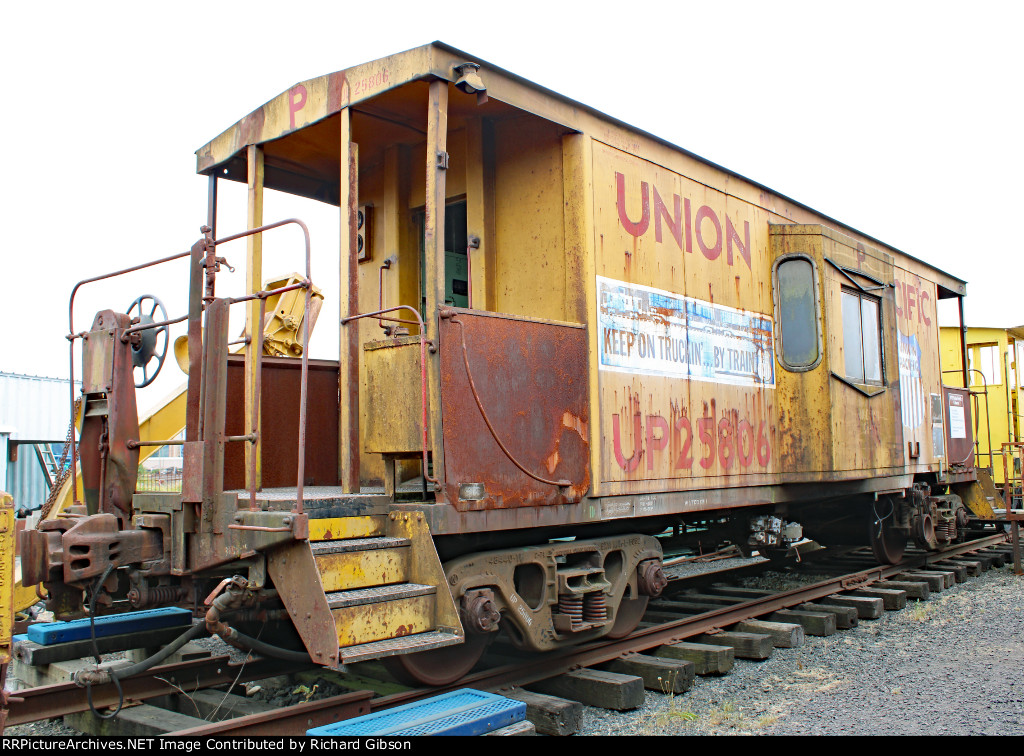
[{"left": 309, "top": 524, "right": 461, "bottom": 663}]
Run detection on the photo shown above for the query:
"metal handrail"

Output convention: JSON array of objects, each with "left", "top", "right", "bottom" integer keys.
[
  {"left": 62, "top": 218, "right": 314, "bottom": 519},
  {"left": 213, "top": 219, "right": 313, "bottom": 515},
  {"left": 944, "top": 367, "right": 995, "bottom": 473},
  {"left": 66, "top": 250, "right": 193, "bottom": 506}
]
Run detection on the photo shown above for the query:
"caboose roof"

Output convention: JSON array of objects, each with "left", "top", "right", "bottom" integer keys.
[{"left": 195, "top": 41, "right": 967, "bottom": 297}]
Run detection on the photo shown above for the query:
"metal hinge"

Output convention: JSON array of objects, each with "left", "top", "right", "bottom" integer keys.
[{"left": 436, "top": 151, "right": 449, "bottom": 170}]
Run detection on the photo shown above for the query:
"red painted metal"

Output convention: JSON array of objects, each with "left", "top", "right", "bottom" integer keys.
[
  {"left": 944, "top": 386, "right": 974, "bottom": 470},
  {"left": 222, "top": 356, "right": 339, "bottom": 490}
]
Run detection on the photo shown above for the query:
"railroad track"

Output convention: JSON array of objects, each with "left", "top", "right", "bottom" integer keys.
[{"left": 6, "top": 533, "right": 1013, "bottom": 736}]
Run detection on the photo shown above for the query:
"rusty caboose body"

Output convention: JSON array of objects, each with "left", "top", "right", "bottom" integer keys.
[{"left": 16, "top": 43, "right": 989, "bottom": 686}]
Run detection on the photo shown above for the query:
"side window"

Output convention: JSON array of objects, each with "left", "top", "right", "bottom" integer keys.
[
  {"left": 841, "top": 289, "right": 883, "bottom": 384},
  {"left": 968, "top": 343, "right": 1001, "bottom": 386},
  {"left": 773, "top": 255, "right": 821, "bottom": 371}
]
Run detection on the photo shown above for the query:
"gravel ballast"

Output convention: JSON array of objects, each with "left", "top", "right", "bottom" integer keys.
[{"left": 580, "top": 562, "right": 1024, "bottom": 735}]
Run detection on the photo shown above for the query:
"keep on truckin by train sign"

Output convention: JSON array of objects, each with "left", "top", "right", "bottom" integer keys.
[{"left": 597, "top": 276, "right": 775, "bottom": 388}]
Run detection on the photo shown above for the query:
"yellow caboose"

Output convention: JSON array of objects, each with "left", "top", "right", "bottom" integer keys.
[{"left": 15, "top": 43, "right": 995, "bottom": 688}]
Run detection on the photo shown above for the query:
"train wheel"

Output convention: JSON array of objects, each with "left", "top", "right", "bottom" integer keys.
[
  {"left": 868, "top": 513, "right": 906, "bottom": 564},
  {"left": 382, "top": 630, "right": 493, "bottom": 687},
  {"left": 605, "top": 595, "right": 649, "bottom": 639}
]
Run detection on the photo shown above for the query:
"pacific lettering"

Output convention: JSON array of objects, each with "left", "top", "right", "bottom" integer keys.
[{"left": 894, "top": 279, "right": 932, "bottom": 327}]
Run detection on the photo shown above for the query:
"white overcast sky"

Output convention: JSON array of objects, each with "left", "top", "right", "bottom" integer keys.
[{"left": 1, "top": 1, "right": 1021, "bottom": 409}]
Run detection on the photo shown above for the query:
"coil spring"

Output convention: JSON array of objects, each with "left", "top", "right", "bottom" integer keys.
[
  {"left": 936, "top": 519, "right": 956, "bottom": 543},
  {"left": 130, "top": 584, "right": 184, "bottom": 608},
  {"left": 583, "top": 592, "right": 607, "bottom": 622},
  {"left": 148, "top": 585, "right": 184, "bottom": 604},
  {"left": 558, "top": 594, "right": 583, "bottom": 629}
]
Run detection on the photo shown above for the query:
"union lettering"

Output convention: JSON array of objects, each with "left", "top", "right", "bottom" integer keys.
[{"left": 615, "top": 172, "right": 751, "bottom": 268}]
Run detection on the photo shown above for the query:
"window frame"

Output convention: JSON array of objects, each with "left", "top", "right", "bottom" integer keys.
[
  {"left": 840, "top": 286, "right": 885, "bottom": 386},
  {"left": 771, "top": 253, "right": 824, "bottom": 373},
  {"left": 968, "top": 343, "right": 1002, "bottom": 387}
]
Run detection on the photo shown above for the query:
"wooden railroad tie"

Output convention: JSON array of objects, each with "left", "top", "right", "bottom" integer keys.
[
  {"left": 821, "top": 595, "right": 884, "bottom": 619},
  {"left": 502, "top": 690, "right": 583, "bottom": 736},
  {"left": 877, "top": 580, "right": 931, "bottom": 600},
  {"left": 528, "top": 668, "right": 645, "bottom": 711},
  {"left": 766, "top": 609, "right": 837, "bottom": 637},
  {"left": 732, "top": 620, "right": 805, "bottom": 648},
  {"left": 67, "top": 705, "right": 212, "bottom": 738},
  {"left": 654, "top": 641, "right": 734, "bottom": 675},
  {"left": 695, "top": 631, "right": 774, "bottom": 660},
  {"left": 844, "top": 587, "right": 907, "bottom": 611},
  {"left": 894, "top": 571, "right": 953, "bottom": 591},
  {"left": 932, "top": 561, "right": 968, "bottom": 582},
  {"left": 943, "top": 556, "right": 987, "bottom": 573},
  {"left": 600, "top": 654, "right": 696, "bottom": 694},
  {"left": 796, "top": 603, "right": 859, "bottom": 629}
]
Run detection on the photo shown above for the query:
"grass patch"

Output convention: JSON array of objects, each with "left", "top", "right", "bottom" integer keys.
[{"left": 908, "top": 600, "right": 933, "bottom": 622}]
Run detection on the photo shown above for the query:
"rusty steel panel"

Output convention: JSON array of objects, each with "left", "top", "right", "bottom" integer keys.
[
  {"left": 439, "top": 310, "right": 590, "bottom": 510},
  {"left": 79, "top": 311, "right": 140, "bottom": 523},
  {"left": 223, "top": 355, "right": 339, "bottom": 490},
  {"left": 267, "top": 541, "right": 339, "bottom": 667}
]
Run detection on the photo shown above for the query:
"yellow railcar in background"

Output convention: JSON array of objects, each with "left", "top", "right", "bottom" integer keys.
[{"left": 940, "top": 326, "right": 1023, "bottom": 487}]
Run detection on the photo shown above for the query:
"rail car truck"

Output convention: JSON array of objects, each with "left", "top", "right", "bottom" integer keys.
[{"left": 15, "top": 42, "right": 994, "bottom": 688}]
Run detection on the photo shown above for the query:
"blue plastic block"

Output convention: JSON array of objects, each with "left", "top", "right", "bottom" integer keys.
[
  {"left": 307, "top": 688, "right": 526, "bottom": 737},
  {"left": 26, "top": 607, "right": 193, "bottom": 646}
]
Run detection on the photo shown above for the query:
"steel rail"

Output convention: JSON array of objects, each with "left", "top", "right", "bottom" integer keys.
[
  {"left": 161, "top": 533, "right": 1007, "bottom": 736},
  {"left": 6, "top": 655, "right": 313, "bottom": 726},
  {"left": 170, "top": 692, "right": 374, "bottom": 736},
  {"left": 374, "top": 533, "right": 1012, "bottom": 704}
]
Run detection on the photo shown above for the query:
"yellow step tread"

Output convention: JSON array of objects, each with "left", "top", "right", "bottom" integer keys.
[
  {"left": 326, "top": 583, "right": 436, "bottom": 609},
  {"left": 311, "top": 536, "right": 410, "bottom": 555},
  {"left": 339, "top": 630, "right": 462, "bottom": 664}
]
